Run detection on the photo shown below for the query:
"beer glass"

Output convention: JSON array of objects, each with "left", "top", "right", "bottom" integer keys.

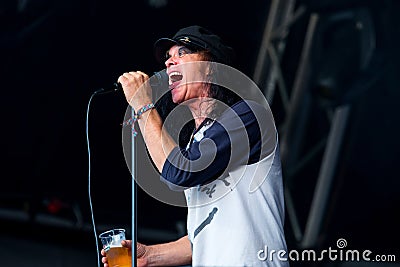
[{"left": 99, "top": 228, "right": 131, "bottom": 267}]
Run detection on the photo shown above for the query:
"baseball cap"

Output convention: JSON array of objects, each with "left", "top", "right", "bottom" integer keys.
[{"left": 154, "top": 25, "right": 235, "bottom": 65}]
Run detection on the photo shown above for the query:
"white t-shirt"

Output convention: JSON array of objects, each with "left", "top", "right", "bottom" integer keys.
[
  {"left": 185, "top": 141, "right": 289, "bottom": 266},
  {"left": 161, "top": 100, "right": 290, "bottom": 266}
]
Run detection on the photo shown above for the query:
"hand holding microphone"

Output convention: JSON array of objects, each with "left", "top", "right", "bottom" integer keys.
[
  {"left": 112, "top": 70, "right": 167, "bottom": 111},
  {"left": 118, "top": 71, "right": 152, "bottom": 110},
  {"left": 112, "top": 70, "right": 167, "bottom": 92}
]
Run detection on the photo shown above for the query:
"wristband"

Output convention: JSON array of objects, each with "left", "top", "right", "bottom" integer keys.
[{"left": 122, "top": 103, "right": 155, "bottom": 137}]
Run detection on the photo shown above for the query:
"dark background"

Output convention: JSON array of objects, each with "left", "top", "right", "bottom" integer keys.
[{"left": 1, "top": 0, "right": 399, "bottom": 266}]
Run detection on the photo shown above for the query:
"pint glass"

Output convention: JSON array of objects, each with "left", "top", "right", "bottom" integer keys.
[{"left": 99, "top": 228, "right": 131, "bottom": 267}]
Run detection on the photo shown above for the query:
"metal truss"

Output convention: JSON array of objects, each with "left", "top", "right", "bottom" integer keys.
[{"left": 254, "top": 1, "right": 377, "bottom": 249}]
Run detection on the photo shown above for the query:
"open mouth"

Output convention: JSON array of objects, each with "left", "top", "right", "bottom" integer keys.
[{"left": 168, "top": 71, "right": 183, "bottom": 88}]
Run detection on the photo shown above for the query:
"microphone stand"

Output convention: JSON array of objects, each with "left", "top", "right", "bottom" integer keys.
[
  {"left": 131, "top": 105, "right": 137, "bottom": 267},
  {"left": 98, "top": 71, "right": 168, "bottom": 267},
  {"left": 129, "top": 70, "right": 167, "bottom": 267}
]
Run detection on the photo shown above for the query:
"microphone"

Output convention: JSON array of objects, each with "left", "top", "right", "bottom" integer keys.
[{"left": 108, "top": 70, "right": 168, "bottom": 92}]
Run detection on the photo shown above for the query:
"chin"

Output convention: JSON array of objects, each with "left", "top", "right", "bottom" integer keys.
[
  {"left": 171, "top": 95, "right": 181, "bottom": 104},
  {"left": 171, "top": 90, "right": 182, "bottom": 104}
]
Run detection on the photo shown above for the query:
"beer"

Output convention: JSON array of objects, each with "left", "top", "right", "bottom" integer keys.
[{"left": 105, "top": 246, "right": 131, "bottom": 267}]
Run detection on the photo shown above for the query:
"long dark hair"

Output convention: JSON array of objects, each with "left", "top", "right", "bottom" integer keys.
[{"left": 200, "top": 51, "right": 241, "bottom": 119}]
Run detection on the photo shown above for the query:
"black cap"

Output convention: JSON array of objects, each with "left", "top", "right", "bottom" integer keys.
[{"left": 154, "top": 25, "right": 235, "bottom": 65}]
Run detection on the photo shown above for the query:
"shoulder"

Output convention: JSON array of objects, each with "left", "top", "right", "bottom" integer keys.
[
  {"left": 230, "top": 99, "right": 270, "bottom": 114},
  {"left": 220, "top": 99, "right": 272, "bottom": 123}
]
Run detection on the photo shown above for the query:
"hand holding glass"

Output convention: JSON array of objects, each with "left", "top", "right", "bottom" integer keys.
[{"left": 99, "top": 229, "right": 131, "bottom": 267}]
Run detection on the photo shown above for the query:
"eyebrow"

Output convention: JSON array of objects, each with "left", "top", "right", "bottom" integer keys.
[{"left": 167, "top": 46, "right": 183, "bottom": 57}]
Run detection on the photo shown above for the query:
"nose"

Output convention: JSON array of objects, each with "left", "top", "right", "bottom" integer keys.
[{"left": 165, "top": 56, "right": 177, "bottom": 68}]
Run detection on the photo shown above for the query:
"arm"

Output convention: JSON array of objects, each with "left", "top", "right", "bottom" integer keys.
[
  {"left": 161, "top": 101, "right": 266, "bottom": 188},
  {"left": 101, "top": 236, "right": 192, "bottom": 267},
  {"left": 118, "top": 71, "right": 177, "bottom": 172},
  {"left": 141, "top": 235, "right": 192, "bottom": 266}
]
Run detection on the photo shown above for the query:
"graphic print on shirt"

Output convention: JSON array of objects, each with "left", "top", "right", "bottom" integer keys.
[
  {"left": 219, "top": 176, "right": 231, "bottom": 186},
  {"left": 193, "top": 207, "right": 218, "bottom": 239},
  {"left": 198, "top": 176, "right": 232, "bottom": 199},
  {"left": 199, "top": 184, "right": 216, "bottom": 198}
]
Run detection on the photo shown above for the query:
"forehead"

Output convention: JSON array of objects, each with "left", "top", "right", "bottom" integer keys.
[{"left": 167, "top": 44, "right": 183, "bottom": 55}]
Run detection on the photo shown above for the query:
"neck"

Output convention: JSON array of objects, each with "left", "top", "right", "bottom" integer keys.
[{"left": 187, "top": 97, "right": 215, "bottom": 129}]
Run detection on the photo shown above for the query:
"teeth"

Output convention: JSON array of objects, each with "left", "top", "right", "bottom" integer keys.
[
  {"left": 169, "top": 71, "right": 182, "bottom": 77},
  {"left": 168, "top": 71, "right": 183, "bottom": 86}
]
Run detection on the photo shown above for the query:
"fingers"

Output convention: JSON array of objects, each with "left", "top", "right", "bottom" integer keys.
[
  {"left": 101, "top": 252, "right": 108, "bottom": 267},
  {"left": 101, "top": 241, "right": 145, "bottom": 267},
  {"left": 135, "top": 71, "right": 149, "bottom": 79},
  {"left": 101, "top": 248, "right": 106, "bottom": 256},
  {"left": 120, "top": 240, "right": 146, "bottom": 258},
  {"left": 117, "top": 71, "right": 152, "bottom": 108},
  {"left": 118, "top": 71, "right": 149, "bottom": 85},
  {"left": 121, "top": 239, "right": 132, "bottom": 248},
  {"left": 101, "top": 247, "right": 110, "bottom": 267}
]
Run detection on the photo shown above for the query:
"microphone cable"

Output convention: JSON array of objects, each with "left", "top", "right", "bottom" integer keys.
[{"left": 86, "top": 88, "right": 115, "bottom": 267}]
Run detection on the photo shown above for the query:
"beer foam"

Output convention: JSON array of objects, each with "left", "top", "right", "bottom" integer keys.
[{"left": 109, "top": 244, "right": 123, "bottom": 248}]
